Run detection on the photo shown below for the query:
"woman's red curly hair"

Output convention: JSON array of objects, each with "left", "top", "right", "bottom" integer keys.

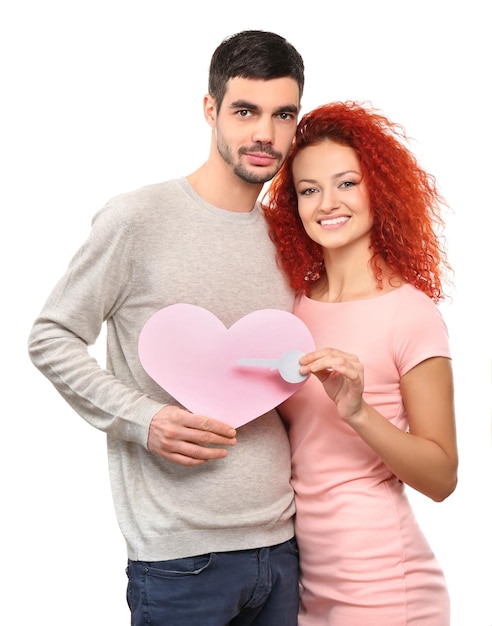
[{"left": 263, "top": 101, "right": 451, "bottom": 302}]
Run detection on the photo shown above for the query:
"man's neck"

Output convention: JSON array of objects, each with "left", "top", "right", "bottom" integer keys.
[{"left": 186, "top": 162, "right": 263, "bottom": 214}]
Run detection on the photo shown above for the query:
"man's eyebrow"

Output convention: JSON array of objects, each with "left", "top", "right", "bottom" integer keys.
[
  {"left": 229, "top": 100, "right": 257, "bottom": 110},
  {"left": 229, "top": 100, "right": 299, "bottom": 115},
  {"left": 276, "top": 104, "right": 300, "bottom": 114}
]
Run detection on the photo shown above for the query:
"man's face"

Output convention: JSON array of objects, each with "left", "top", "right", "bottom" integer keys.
[{"left": 213, "top": 76, "right": 300, "bottom": 184}]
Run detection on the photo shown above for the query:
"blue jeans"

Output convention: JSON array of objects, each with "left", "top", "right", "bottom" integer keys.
[{"left": 126, "top": 538, "right": 299, "bottom": 625}]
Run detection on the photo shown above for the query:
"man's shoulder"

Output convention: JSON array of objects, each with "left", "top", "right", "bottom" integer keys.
[
  {"left": 93, "top": 178, "right": 187, "bottom": 223},
  {"left": 109, "top": 178, "right": 184, "bottom": 207}
]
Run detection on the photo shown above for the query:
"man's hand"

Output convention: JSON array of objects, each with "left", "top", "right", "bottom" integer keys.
[{"left": 148, "top": 405, "right": 237, "bottom": 466}]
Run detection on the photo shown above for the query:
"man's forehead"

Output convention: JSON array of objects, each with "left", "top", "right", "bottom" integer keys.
[{"left": 223, "top": 76, "right": 300, "bottom": 109}]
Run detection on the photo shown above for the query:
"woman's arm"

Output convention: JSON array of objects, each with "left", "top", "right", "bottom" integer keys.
[{"left": 299, "top": 349, "right": 458, "bottom": 501}]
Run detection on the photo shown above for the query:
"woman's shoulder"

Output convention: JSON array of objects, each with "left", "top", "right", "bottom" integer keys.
[{"left": 392, "top": 283, "right": 441, "bottom": 314}]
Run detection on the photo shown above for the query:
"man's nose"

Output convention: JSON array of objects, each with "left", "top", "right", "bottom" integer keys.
[{"left": 251, "top": 117, "right": 274, "bottom": 144}]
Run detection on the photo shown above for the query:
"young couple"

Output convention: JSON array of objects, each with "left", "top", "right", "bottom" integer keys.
[{"left": 29, "top": 29, "right": 457, "bottom": 625}]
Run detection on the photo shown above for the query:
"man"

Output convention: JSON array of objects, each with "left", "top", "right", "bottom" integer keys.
[{"left": 28, "top": 30, "right": 304, "bottom": 625}]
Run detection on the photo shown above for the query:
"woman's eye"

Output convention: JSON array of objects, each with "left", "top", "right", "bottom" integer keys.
[{"left": 299, "top": 187, "right": 317, "bottom": 196}]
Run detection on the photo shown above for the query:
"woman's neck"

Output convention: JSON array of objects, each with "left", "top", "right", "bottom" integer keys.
[{"left": 309, "top": 252, "right": 403, "bottom": 303}]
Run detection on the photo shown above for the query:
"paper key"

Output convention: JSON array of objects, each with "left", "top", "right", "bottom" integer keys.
[{"left": 237, "top": 349, "right": 308, "bottom": 384}]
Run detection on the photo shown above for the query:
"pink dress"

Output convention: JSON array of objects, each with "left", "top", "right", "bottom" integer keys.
[{"left": 283, "top": 285, "right": 451, "bottom": 625}]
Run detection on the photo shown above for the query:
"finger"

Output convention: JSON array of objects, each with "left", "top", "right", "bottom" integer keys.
[
  {"left": 184, "top": 414, "right": 237, "bottom": 439},
  {"left": 300, "top": 356, "right": 343, "bottom": 375},
  {"left": 303, "top": 350, "right": 361, "bottom": 373},
  {"left": 176, "top": 420, "right": 237, "bottom": 447},
  {"left": 193, "top": 427, "right": 237, "bottom": 447},
  {"left": 158, "top": 440, "right": 231, "bottom": 465},
  {"left": 300, "top": 347, "right": 349, "bottom": 364},
  {"left": 299, "top": 349, "right": 331, "bottom": 365}
]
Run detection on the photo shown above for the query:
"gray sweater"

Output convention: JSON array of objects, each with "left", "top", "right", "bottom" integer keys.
[{"left": 28, "top": 177, "right": 296, "bottom": 561}]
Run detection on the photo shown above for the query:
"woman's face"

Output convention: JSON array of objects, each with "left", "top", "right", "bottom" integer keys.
[{"left": 292, "top": 140, "right": 373, "bottom": 254}]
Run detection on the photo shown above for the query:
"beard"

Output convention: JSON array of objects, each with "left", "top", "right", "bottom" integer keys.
[{"left": 216, "top": 134, "right": 283, "bottom": 185}]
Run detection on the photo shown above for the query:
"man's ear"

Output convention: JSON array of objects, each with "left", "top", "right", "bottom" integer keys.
[{"left": 203, "top": 94, "right": 217, "bottom": 127}]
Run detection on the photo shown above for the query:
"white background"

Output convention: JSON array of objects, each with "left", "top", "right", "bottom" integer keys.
[{"left": 2, "top": 1, "right": 491, "bottom": 624}]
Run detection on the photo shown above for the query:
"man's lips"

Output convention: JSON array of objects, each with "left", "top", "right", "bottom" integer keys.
[
  {"left": 245, "top": 152, "right": 277, "bottom": 166},
  {"left": 240, "top": 146, "right": 282, "bottom": 167}
]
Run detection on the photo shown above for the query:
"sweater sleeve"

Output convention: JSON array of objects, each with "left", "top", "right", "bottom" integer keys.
[{"left": 28, "top": 204, "right": 164, "bottom": 447}]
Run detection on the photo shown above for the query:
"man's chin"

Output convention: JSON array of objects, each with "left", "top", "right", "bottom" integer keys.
[{"left": 235, "top": 166, "right": 278, "bottom": 185}]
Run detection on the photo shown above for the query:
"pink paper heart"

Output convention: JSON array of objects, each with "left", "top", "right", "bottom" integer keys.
[{"left": 138, "top": 304, "right": 315, "bottom": 428}]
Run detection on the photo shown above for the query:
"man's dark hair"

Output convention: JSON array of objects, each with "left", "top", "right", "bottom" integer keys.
[{"left": 208, "top": 30, "right": 304, "bottom": 112}]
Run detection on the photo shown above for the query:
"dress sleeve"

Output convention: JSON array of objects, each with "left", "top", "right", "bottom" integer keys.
[{"left": 392, "top": 290, "right": 451, "bottom": 378}]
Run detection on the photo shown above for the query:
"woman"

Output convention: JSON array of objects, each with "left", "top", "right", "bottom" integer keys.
[{"left": 264, "top": 101, "right": 458, "bottom": 625}]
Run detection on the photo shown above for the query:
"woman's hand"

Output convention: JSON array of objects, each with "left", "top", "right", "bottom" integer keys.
[{"left": 299, "top": 347, "right": 365, "bottom": 424}]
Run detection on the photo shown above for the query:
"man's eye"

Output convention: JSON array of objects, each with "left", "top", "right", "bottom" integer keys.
[
  {"left": 236, "top": 110, "right": 251, "bottom": 117},
  {"left": 278, "top": 112, "right": 295, "bottom": 121}
]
